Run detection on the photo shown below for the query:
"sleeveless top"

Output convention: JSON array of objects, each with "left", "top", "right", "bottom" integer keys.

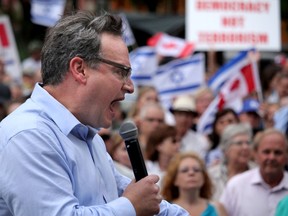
[
  {"left": 202, "top": 203, "right": 218, "bottom": 216},
  {"left": 171, "top": 201, "right": 218, "bottom": 216}
]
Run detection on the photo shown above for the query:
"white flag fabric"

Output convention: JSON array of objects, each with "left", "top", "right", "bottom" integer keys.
[
  {"left": 153, "top": 53, "right": 205, "bottom": 108},
  {"left": 119, "top": 13, "right": 136, "bottom": 47},
  {"left": 197, "top": 95, "right": 222, "bottom": 135},
  {"left": 31, "top": 0, "right": 66, "bottom": 27},
  {"left": 129, "top": 46, "right": 158, "bottom": 86},
  {"left": 198, "top": 51, "right": 261, "bottom": 134},
  {"left": 147, "top": 33, "right": 194, "bottom": 58}
]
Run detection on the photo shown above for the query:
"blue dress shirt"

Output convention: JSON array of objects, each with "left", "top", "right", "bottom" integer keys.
[{"left": 0, "top": 83, "right": 189, "bottom": 216}]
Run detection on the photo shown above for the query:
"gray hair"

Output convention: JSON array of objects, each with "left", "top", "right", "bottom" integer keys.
[
  {"left": 139, "top": 102, "right": 165, "bottom": 120},
  {"left": 219, "top": 123, "right": 252, "bottom": 151},
  {"left": 41, "top": 11, "right": 123, "bottom": 85},
  {"left": 193, "top": 85, "right": 214, "bottom": 100},
  {"left": 253, "top": 128, "right": 288, "bottom": 151}
]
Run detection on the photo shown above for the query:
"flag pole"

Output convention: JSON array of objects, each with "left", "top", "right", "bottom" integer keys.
[{"left": 248, "top": 49, "right": 264, "bottom": 103}]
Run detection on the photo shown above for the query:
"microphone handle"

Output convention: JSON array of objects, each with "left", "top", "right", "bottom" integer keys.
[{"left": 124, "top": 139, "right": 148, "bottom": 181}]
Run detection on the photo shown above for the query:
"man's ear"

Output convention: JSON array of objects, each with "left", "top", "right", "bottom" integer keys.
[
  {"left": 69, "top": 57, "right": 87, "bottom": 83},
  {"left": 252, "top": 149, "right": 258, "bottom": 164}
]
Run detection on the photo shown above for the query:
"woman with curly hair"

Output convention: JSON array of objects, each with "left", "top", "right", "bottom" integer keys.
[{"left": 161, "top": 152, "right": 227, "bottom": 216}]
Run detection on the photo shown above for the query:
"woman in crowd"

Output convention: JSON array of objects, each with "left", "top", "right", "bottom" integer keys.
[
  {"left": 161, "top": 152, "right": 227, "bottom": 216},
  {"left": 110, "top": 133, "right": 134, "bottom": 179},
  {"left": 205, "top": 108, "right": 239, "bottom": 166},
  {"left": 208, "top": 123, "right": 256, "bottom": 200},
  {"left": 127, "top": 85, "right": 159, "bottom": 122},
  {"left": 145, "top": 123, "right": 181, "bottom": 186}
]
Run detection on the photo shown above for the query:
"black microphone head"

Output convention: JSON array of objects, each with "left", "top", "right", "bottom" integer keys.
[{"left": 119, "top": 121, "right": 138, "bottom": 140}]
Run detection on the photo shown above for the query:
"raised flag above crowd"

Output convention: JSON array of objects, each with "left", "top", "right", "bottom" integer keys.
[
  {"left": 153, "top": 53, "right": 205, "bottom": 108},
  {"left": 30, "top": 0, "right": 66, "bottom": 27},
  {"left": 197, "top": 49, "right": 261, "bottom": 134},
  {"left": 129, "top": 46, "right": 158, "bottom": 86},
  {"left": 207, "top": 49, "right": 256, "bottom": 94},
  {"left": 147, "top": 32, "right": 195, "bottom": 58}
]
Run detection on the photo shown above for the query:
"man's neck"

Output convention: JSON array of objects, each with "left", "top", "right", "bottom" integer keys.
[{"left": 262, "top": 172, "right": 284, "bottom": 188}]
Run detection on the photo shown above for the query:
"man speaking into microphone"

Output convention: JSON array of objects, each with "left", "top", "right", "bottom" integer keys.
[{"left": 0, "top": 11, "right": 189, "bottom": 216}]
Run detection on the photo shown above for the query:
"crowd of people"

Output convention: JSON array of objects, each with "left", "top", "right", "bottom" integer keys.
[{"left": 0, "top": 10, "right": 288, "bottom": 216}]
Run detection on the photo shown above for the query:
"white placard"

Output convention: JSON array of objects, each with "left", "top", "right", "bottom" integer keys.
[
  {"left": 186, "top": 0, "right": 281, "bottom": 51},
  {"left": 0, "top": 15, "right": 22, "bottom": 82}
]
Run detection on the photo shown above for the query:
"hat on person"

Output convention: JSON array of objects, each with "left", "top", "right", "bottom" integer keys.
[
  {"left": 170, "top": 95, "right": 198, "bottom": 115},
  {"left": 0, "top": 83, "right": 11, "bottom": 105},
  {"left": 239, "top": 98, "right": 260, "bottom": 116}
]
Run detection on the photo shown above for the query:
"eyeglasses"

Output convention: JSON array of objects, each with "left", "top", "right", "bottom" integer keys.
[
  {"left": 96, "top": 57, "right": 132, "bottom": 79},
  {"left": 178, "top": 167, "right": 203, "bottom": 174},
  {"left": 231, "top": 140, "right": 252, "bottom": 146},
  {"left": 144, "top": 117, "right": 164, "bottom": 124}
]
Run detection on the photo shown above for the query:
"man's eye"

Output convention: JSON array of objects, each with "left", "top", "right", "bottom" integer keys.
[{"left": 274, "top": 150, "right": 284, "bottom": 156}]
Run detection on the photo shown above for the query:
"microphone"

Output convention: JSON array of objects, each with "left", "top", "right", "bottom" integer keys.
[{"left": 119, "top": 121, "right": 148, "bottom": 181}]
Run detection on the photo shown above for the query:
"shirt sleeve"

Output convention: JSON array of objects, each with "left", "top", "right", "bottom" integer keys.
[
  {"left": 0, "top": 129, "right": 136, "bottom": 216},
  {"left": 107, "top": 152, "right": 132, "bottom": 196},
  {"left": 219, "top": 180, "right": 235, "bottom": 216},
  {"left": 158, "top": 201, "right": 190, "bottom": 216}
]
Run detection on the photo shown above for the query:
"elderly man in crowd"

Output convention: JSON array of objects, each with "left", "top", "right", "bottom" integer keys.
[{"left": 220, "top": 128, "right": 288, "bottom": 216}]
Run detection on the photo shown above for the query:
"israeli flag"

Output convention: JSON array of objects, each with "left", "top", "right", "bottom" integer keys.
[
  {"left": 119, "top": 13, "right": 136, "bottom": 47},
  {"left": 153, "top": 53, "right": 205, "bottom": 107},
  {"left": 208, "top": 49, "right": 254, "bottom": 94},
  {"left": 130, "top": 46, "right": 158, "bottom": 86},
  {"left": 31, "top": 0, "right": 66, "bottom": 27}
]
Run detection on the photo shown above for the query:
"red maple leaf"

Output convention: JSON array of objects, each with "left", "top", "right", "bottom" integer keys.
[{"left": 162, "top": 43, "right": 177, "bottom": 49}]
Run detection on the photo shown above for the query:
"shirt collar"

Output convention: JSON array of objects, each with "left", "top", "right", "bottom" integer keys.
[
  {"left": 275, "top": 172, "right": 288, "bottom": 191},
  {"left": 30, "top": 83, "right": 97, "bottom": 139},
  {"left": 251, "top": 167, "right": 288, "bottom": 190},
  {"left": 250, "top": 167, "right": 264, "bottom": 184}
]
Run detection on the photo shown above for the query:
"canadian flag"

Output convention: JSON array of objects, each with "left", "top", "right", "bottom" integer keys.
[
  {"left": 217, "top": 62, "right": 260, "bottom": 110},
  {"left": 197, "top": 52, "right": 261, "bottom": 134},
  {"left": 147, "top": 32, "right": 194, "bottom": 58}
]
